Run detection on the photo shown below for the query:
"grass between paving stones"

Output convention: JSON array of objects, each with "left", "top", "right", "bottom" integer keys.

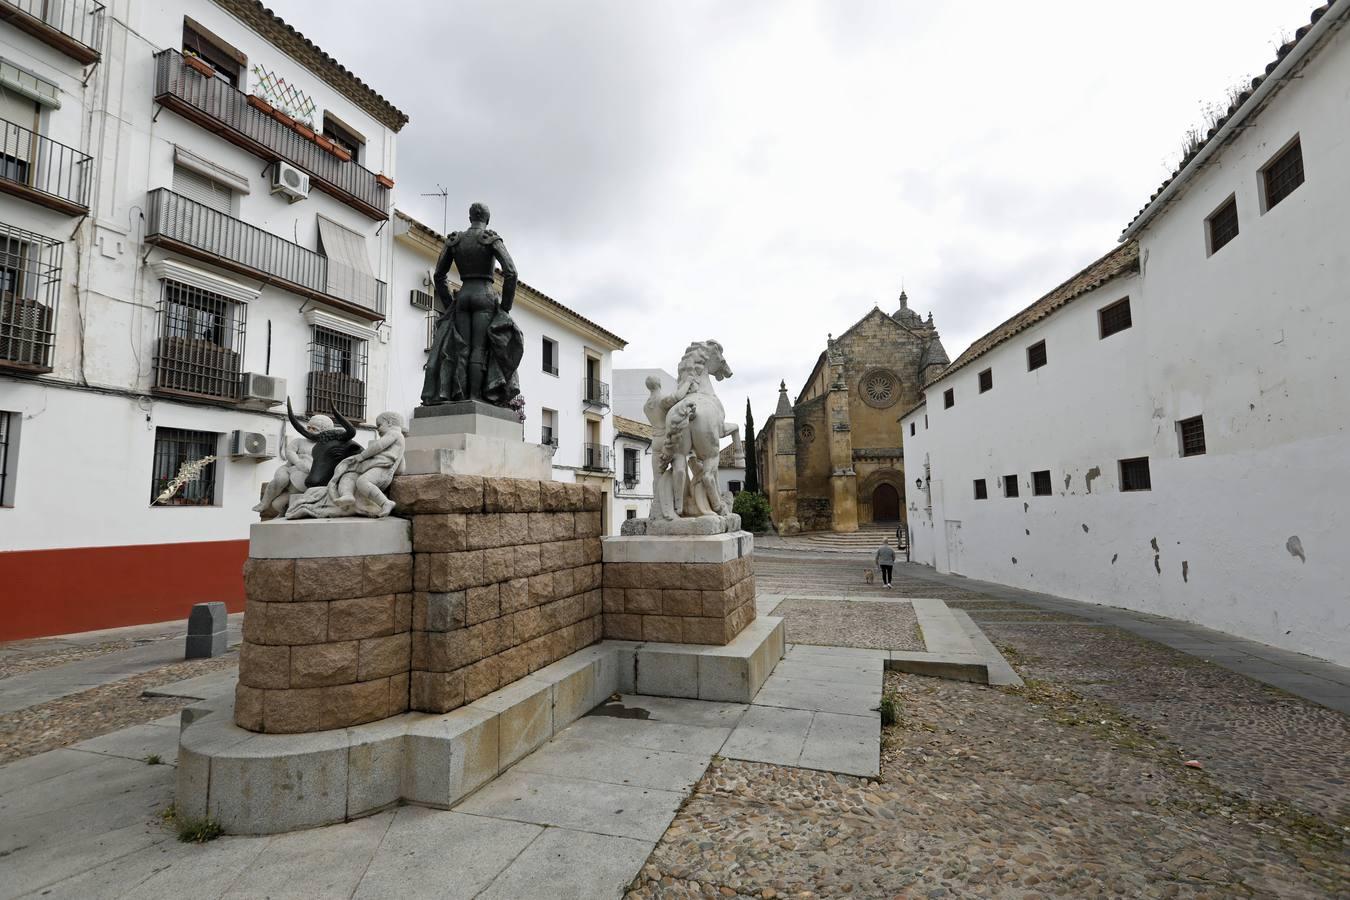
[{"left": 161, "top": 804, "right": 223, "bottom": 843}]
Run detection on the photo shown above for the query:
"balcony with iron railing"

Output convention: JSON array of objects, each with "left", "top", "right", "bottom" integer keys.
[
  {"left": 582, "top": 377, "right": 610, "bottom": 410},
  {"left": 582, "top": 443, "right": 611, "bottom": 472},
  {"left": 0, "top": 118, "right": 92, "bottom": 215},
  {"left": 152, "top": 48, "right": 390, "bottom": 220},
  {"left": 0, "top": 0, "right": 104, "bottom": 64},
  {"left": 144, "top": 189, "right": 387, "bottom": 320}
]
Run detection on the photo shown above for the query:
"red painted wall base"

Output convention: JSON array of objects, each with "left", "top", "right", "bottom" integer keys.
[{"left": 0, "top": 540, "right": 248, "bottom": 641}]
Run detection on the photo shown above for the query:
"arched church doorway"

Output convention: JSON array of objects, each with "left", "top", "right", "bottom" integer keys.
[{"left": 872, "top": 483, "right": 900, "bottom": 522}]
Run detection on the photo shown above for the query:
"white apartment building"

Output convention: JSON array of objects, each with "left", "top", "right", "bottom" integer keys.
[
  {"left": 613, "top": 415, "right": 653, "bottom": 525},
  {"left": 0, "top": 0, "right": 406, "bottom": 638},
  {"left": 903, "top": 2, "right": 1350, "bottom": 666},
  {"left": 390, "top": 211, "right": 627, "bottom": 531}
]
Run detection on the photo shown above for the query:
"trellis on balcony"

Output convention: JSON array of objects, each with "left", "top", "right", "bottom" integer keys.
[
  {"left": 0, "top": 221, "right": 62, "bottom": 373},
  {"left": 153, "top": 280, "right": 246, "bottom": 402},
  {"left": 307, "top": 325, "right": 368, "bottom": 422}
]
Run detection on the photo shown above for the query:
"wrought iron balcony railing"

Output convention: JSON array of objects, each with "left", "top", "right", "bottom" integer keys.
[
  {"left": 0, "top": 0, "right": 104, "bottom": 64},
  {"left": 0, "top": 221, "right": 63, "bottom": 374},
  {"left": 582, "top": 443, "right": 611, "bottom": 472},
  {"left": 152, "top": 49, "right": 389, "bottom": 220},
  {"left": 145, "top": 189, "right": 387, "bottom": 319},
  {"left": 582, "top": 377, "right": 610, "bottom": 409},
  {"left": 0, "top": 118, "right": 92, "bottom": 215}
]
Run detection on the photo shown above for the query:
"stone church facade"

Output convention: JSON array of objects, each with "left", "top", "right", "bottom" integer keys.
[{"left": 757, "top": 294, "right": 948, "bottom": 533}]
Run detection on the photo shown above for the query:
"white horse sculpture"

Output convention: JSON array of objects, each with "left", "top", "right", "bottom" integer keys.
[{"left": 660, "top": 340, "right": 742, "bottom": 518}]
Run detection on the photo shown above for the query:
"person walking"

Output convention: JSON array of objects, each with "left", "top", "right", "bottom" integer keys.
[{"left": 875, "top": 539, "right": 896, "bottom": 588}]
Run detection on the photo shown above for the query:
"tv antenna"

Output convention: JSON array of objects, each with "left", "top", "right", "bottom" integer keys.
[{"left": 421, "top": 185, "right": 449, "bottom": 234}]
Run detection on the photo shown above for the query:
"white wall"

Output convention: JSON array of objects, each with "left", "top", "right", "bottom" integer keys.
[
  {"left": 612, "top": 433, "right": 653, "bottom": 525},
  {"left": 904, "top": 23, "right": 1350, "bottom": 666}
]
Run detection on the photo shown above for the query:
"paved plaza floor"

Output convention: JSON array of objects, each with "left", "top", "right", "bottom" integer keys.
[{"left": 1, "top": 552, "right": 1347, "bottom": 898}]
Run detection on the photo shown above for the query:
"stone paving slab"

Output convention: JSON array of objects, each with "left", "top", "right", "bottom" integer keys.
[
  {"left": 561, "top": 713, "right": 733, "bottom": 757},
  {"left": 475, "top": 825, "right": 655, "bottom": 900},
  {"left": 512, "top": 733, "right": 713, "bottom": 793},
  {"left": 455, "top": 770, "right": 688, "bottom": 841},
  {"left": 68, "top": 720, "right": 181, "bottom": 765},
  {"left": 142, "top": 669, "right": 239, "bottom": 701}
]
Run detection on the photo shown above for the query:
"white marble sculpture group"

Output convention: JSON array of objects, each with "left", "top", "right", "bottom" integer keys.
[
  {"left": 633, "top": 339, "right": 742, "bottom": 534},
  {"left": 254, "top": 411, "right": 407, "bottom": 520}
]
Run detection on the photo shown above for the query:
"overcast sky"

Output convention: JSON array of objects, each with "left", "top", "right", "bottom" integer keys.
[{"left": 270, "top": 0, "right": 1315, "bottom": 431}]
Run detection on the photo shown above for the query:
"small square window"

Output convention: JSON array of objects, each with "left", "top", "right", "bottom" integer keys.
[
  {"left": 151, "top": 427, "right": 219, "bottom": 506},
  {"left": 973, "top": 478, "right": 987, "bottom": 500},
  {"left": 978, "top": 369, "right": 993, "bottom": 393},
  {"left": 1027, "top": 341, "right": 1047, "bottom": 371},
  {"left": 541, "top": 337, "right": 558, "bottom": 375},
  {"left": 909, "top": 422, "right": 915, "bottom": 437},
  {"left": 1098, "top": 297, "right": 1132, "bottom": 339},
  {"left": 1178, "top": 416, "right": 1206, "bottom": 457},
  {"left": 1032, "top": 470, "right": 1052, "bottom": 496},
  {"left": 1207, "top": 196, "right": 1239, "bottom": 255},
  {"left": 728, "top": 480, "right": 742, "bottom": 494},
  {"left": 626, "top": 509, "right": 637, "bottom": 520},
  {"left": 1003, "top": 474, "right": 1019, "bottom": 498},
  {"left": 1120, "top": 457, "right": 1151, "bottom": 492},
  {"left": 943, "top": 388, "right": 954, "bottom": 409},
  {"left": 1262, "top": 137, "right": 1304, "bottom": 211}
]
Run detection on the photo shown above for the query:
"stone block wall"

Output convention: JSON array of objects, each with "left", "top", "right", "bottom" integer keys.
[
  {"left": 602, "top": 554, "right": 756, "bottom": 645},
  {"left": 393, "top": 475, "right": 605, "bottom": 713},
  {"left": 235, "top": 553, "right": 413, "bottom": 733}
]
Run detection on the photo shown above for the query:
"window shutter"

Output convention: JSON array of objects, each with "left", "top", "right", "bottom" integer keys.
[
  {"left": 172, "top": 166, "right": 233, "bottom": 214},
  {"left": 0, "top": 89, "right": 38, "bottom": 163}
]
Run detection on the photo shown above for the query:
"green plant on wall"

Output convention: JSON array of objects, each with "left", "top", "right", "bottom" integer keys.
[{"left": 251, "top": 64, "right": 316, "bottom": 126}]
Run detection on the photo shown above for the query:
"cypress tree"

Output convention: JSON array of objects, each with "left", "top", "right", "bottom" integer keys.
[{"left": 744, "top": 398, "right": 759, "bottom": 494}]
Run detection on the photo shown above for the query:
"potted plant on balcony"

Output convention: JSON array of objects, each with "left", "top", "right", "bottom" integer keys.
[
  {"left": 247, "top": 93, "right": 273, "bottom": 115},
  {"left": 271, "top": 106, "right": 296, "bottom": 128},
  {"left": 375, "top": 173, "right": 394, "bottom": 189},
  {"left": 330, "top": 144, "right": 352, "bottom": 162},
  {"left": 183, "top": 54, "right": 216, "bottom": 78},
  {"left": 293, "top": 120, "right": 315, "bottom": 141}
]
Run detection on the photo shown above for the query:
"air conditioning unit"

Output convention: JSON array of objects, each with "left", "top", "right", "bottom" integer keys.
[
  {"left": 240, "top": 372, "right": 286, "bottom": 409},
  {"left": 230, "top": 430, "right": 276, "bottom": 460},
  {"left": 271, "top": 162, "right": 310, "bottom": 202}
]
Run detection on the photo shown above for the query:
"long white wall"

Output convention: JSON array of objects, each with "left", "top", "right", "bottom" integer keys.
[{"left": 904, "top": 22, "right": 1350, "bottom": 666}]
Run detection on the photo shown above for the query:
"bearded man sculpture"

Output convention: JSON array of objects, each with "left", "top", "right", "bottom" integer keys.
[{"left": 422, "top": 203, "right": 524, "bottom": 407}]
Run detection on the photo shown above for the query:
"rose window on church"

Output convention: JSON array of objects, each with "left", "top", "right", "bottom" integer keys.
[
  {"left": 861, "top": 369, "right": 900, "bottom": 408},
  {"left": 798, "top": 424, "right": 815, "bottom": 443}
]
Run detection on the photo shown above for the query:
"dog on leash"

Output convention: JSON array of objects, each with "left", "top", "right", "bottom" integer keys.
[{"left": 863, "top": 568, "right": 875, "bottom": 585}]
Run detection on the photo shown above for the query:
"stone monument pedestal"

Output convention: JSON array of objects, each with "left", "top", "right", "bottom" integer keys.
[
  {"left": 601, "top": 528, "right": 756, "bottom": 645},
  {"left": 403, "top": 400, "right": 552, "bottom": 480}
]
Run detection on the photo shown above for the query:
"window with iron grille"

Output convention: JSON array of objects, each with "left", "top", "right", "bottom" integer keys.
[
  {"left": 1003, "top": 474, "right": 1019, "bottom": 498},
  {"left": 425, "top": 309, "right": 437, "bottom": 352},
  {"left": 542, "top": 337, "right": 558, "bottom": 376},
  {"left": 1032, "top": 469, "right": 1052, "bottom": 496},
  {"left": 1119, "top": 457, "right": 1151, "bottom": 492},
  {"left": 153, "top": 280, "right": 245, "bottom": 401},
  {"left": 1178, "top": 416, "right": 1206, "bottom": 457},
  {"left": 0, "top": 223, "right": 62, "bottom": 373},
  {"left": 626, "top": 508, "right": 637, "bottom": 520},
  {"left": 1098, "top": 297, "right": 1132, "bottom": 339},
  {"left": 541, "top": 409, "right": 557, "bottom": 447},
  {"left": 151, "top": 427, "right": 219, "bottom": 506},
  {"left": 973, "top": 478, "right": 987, "bottom": 500},
  {"left": 978, "top": 368, "right": 992, "bottom": 393},
  {"left": 1026, "top": 340, "right": 1047, "bottom": 371},
  {"left": 307, "top": 325, "right": 367, "bottom": 421},
  {"left": 943, "top": 388, "right": 954, "bottom": 409},
  {"left": 1262, "top": 138, "right": 1304, "bottom": 210},
  {"left": 0, "top": 410, "right": 14, "bottom": 506},
  {"left": 1207, "top": 196, "right": 1239, "bottom": 255},
  {"left": 622, "top": 447, "right": 639, "bottom": 485}
]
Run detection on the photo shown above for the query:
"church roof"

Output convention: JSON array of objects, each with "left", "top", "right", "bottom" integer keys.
[
  {"left": 774, "top": 380, "right": 793, "bottom": 416},
  {"left": 926, "top": 241, "right": 1139, "bottom": 388},
  {"left": 919, "top": 337, "right": 950, "bottom": 370}
]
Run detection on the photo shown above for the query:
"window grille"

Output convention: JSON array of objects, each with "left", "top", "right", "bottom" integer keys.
[
  {"left": 1120, "top": 457, "right": 1152, "bottom": 492},
  {"left": 582, "top": 443, "right": 611, "bottom": 471},
  {"left": 1026, "top": 340, "right": 1047, "bottom": 371},
  {"left": 1207, "top": 197, "right": 1239, "bottom": 254},
  {"left": 978, "top": 369, "right": 992, "bottom": 393},
  {"left": 622, "top": 447, "right": 639, "bottom": 485},
  {"left": 1098, "top": 297, "right": 1132, "bottom": 338},
  {"left": 973, "top": 478, "right": 987, "bottom": 500},
  {"left": 626, "top": 509, "right": 637, "bottom": 520},
  {"left": 1032, "top": 470, "right": 1052, "bottom": 496},
  {"left": 153, "top": 280, "right": 245, "bottom": 401},
  {"left": 943, "top": 388, "right": 954, "bottom": 409},
  {"left": 0, "top": 410, "right": 12, "bottom": 505},
  {"left": 1178, "top": 416, "right": 1206, "bottom": 457},
  {"left": 1263, "top": 139, "right": 1304, "bottom": 210},
  {"left": 306, "top": 326, "right": 367, "bottom": 421},
  {"left": 151, "top": 427, "right": 218, "bottom": 506},
  {"left": 542, "top": 337, "right": 558, "bottom": 375},
  {"left": 0, "top": 222, "right": 62, "bottom": 372},
  {"left": 1003, "top": 474, "right": 1019, "bottom": 498}
]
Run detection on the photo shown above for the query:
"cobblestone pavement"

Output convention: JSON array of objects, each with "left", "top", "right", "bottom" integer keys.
[
  {"left": 628, "top": 554, "right": 1349, "bottom": 898},
  {"left": 0, "top": 653, "right": 238, "bottom": 764},
  {"left": 770, "top": 598, "right": 923, "bottom": 651}
]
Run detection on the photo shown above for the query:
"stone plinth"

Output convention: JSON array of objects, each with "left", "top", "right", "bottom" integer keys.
[
  {"left": 601, "top": 531, "right": 756, "bottom": 645},
  {"left": 412, "top": 400, "right": 523, "bottom": 442},
  {"left": 394, "top": 474, "right": 605, "bottom": 713},
  {"left": 234, "top": 517, "right": 415, "bottom": 733},
  {"left": 403, "top": 405, "right": 553, "bottom": 479},
  {"left": 620, "top": 513, "right": 741, "bottom": 536}
]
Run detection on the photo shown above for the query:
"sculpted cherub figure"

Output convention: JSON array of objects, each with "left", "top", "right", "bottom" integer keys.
[
  {"left": 332, "top": 411, "right": 408, "bottom": 517},
  {"left": 253, "top": 415, "right": 331, "bottom": 519}
]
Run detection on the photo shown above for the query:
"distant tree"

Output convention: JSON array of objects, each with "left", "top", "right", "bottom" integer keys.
[
  {"left": 732, "top": 490, "right": 771, "bottom": 533},
  {"left": 744, "top": 398, "right": 759, "bottom": 494}
]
